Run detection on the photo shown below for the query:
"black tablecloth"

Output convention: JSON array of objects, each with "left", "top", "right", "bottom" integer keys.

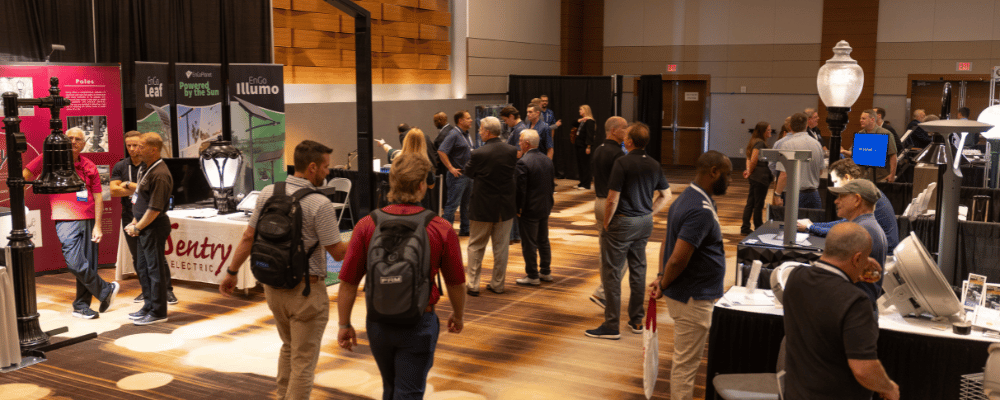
[
  {"left": 705, "top": 306, "right": 992, "bottom": 400},
  {"left": 876, "top": 182, "right": 1000, "bottom": 223},
  {"left": 736, "top": 221, "right": 824, "bottom": 289}
]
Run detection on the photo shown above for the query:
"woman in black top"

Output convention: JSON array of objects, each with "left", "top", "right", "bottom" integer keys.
[
  {"left": 741, "top": 121, "right": 773, "bottom": 235},
  {"left": 574, "top": 104, "right": 597, "bottom": 190}
]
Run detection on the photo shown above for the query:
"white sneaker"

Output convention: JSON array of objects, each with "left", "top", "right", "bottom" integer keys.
[
  {"left": 515, "top": 277, "right": 541, "bottom": 286},
  {"left": 539, "top": 274, "right": 553, "bottom": 282}
]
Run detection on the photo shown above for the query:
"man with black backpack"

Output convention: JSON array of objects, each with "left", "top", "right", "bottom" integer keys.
[
  {"left": 337, "top": 153, "right": 466, "bottom": 399},
  {"left": 220, "top": 140, "right": 347, "bottom": 400}
]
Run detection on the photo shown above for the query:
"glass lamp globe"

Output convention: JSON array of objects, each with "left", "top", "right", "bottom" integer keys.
[
  {"left": 978, "top": 105, "right": 1000, "bottom": 139},
  {"left": 816, "top": 40, "right": 864, "bottom": 108}
]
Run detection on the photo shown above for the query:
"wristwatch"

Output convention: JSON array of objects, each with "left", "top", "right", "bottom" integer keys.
[
  {"left": 226, "top": 268, "right": 239, "bottom": 276},
  {"left": 339, "top": 323, "right": 352, "bottom": 329}
]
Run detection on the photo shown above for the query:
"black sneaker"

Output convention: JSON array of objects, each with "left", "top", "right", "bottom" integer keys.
[
  {"left": 134, "top": 314, "right": 168, "bottom": 326},
  {"left": 99, "top": 282, "right": 120, "bottom": 313},
  {"left": 589, "top": 295, "right": 606, "bottom": 309},
  {"left": 628, "top": 322, "right": 644, "bottom": 334},
  {"left": 167, "top": 291, "right": 178, "bottom": 305},
  {"left": 584, "top": 326, "right": 620, "bottom": 340},
  {"left": 72, "top": 308, "right": 99, "bottom": 319},
  {"left": 466, "top": 289, "right": 480, "bottom": 297},
  {"left": 133, "top": 293, "right": 145, "bottom": 303},
  {"left": 458, "top": 231, "right": 470, "bottom": 237},
  {"left": 128, "top": 310, "right": 148, "bottom": 320}
]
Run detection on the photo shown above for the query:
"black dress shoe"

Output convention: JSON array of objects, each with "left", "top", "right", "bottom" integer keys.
[
  {"left": 466, "top": 289, "right": 480, "bottom": 297},
  {"left": 510, "top": 239, "right": 521, "bottom": 244},
  {"left": 458, "top": 231, "right": 470, "bottom": 237}
]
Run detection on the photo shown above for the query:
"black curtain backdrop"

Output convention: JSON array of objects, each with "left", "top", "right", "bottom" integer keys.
[
  {"left": 508, "top": 75, "right": 614, "bottom": 180},
  {"left": 636, "top": 75, "right": 663, "bottom": 162},
  {"left": 0, "top": 0, "right": 272, "bottom": 132}
]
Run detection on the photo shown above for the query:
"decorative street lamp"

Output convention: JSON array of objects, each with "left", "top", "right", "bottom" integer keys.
[
  {"left": 3, "top": 77, "right": 97, "bottom": 371},
  {"left": 817, "top": 40, "right": 865, "bottom": 166},
  {"left": 199, "top": 139, "right": 243, "bottom": 213}
]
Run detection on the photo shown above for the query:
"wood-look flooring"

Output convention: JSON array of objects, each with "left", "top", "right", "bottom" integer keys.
[{"left": 0, "top": 167, "right": 756, "bottom": 400}]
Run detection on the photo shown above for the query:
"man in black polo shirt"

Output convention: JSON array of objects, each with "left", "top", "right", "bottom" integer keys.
[
  {"left": 782, "top": 223, "right": 899, "bottom": 400},
  {"left": 124, "top": 132, "right": 174, "bottom": 326},
  {"left": 110, "top": 131, "right": 177, "bottom": 305},
  {"left": 587, "top": 116, "right": 627, "bottom": 308},
  {"left": 585, "top": 122, "right": 671, "bottom": 339},
  {"left": 651, "top": 151, "right": 731, "bottom": 400}
]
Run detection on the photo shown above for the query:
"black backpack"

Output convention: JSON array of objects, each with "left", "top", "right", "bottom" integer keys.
[
  {"left": 250, "top": 182, "right": 322, "bottom": 296},
  {"left": 365, "top": 208, "right": 440, "bottom": 326}
]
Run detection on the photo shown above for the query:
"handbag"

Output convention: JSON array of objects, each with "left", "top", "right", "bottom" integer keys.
[{"left": 642, "top": 295, "right": 659, "bottom": 399}]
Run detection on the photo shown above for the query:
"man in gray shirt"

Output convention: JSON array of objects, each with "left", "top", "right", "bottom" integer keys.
[
  {"left": 220, "top": 140, "right": 349, "bottom": 399},
  {"left": 773, "top": 112, "right": 825, "bottom": 209}
]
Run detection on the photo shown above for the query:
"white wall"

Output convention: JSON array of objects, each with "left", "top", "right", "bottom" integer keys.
[
  {"left": 466, "top": 0, "right": 561, "bottom": 94},
  {"left": 604, "top": 0, "right": 822, "bottom": 47},
  {"left": 878, "top": 0, "right": 1000, "bottom": 42}
]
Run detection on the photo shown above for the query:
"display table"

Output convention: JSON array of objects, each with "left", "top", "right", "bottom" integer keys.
[
  {"left": 705, "top": 286, "right": 996, "bottom": 400},
  {"left": 115, "top": 209, "right": 256, "bottom": 290},
  {"left": 735, "top": 221, "right": 825, "bottom": 288}
]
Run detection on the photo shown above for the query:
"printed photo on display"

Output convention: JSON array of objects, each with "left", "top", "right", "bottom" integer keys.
[{"left": 67, "top": 115, "right": 110, "bottom": 153}]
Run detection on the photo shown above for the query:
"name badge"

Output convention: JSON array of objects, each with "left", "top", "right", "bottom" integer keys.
[
  {"left": 130, "top": 191, "right": 138, "bottom": 205},
  {"left": 76, "top": 189, "right": 88, "bottom": 202}
]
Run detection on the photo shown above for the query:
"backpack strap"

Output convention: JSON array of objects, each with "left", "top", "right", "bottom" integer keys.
[{"left": 289, "top": 185, "right": 325, "bottom": 296}]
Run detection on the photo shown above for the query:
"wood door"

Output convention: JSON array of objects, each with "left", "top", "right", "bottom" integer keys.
[
  {"left": 661, "top": 76, "right": 710, "bottom": 166},
  {"left": 908, "top": 74, "right": 993, "bottom": 121}
]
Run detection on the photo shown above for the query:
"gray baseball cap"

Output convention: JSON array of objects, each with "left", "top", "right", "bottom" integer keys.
[{"left": 829, "top": 179, "right": 881, "bottom": 204}]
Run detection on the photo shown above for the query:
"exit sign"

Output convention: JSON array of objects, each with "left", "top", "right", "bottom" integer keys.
[
  {"left": 667, "top": 64, "right": 677, "bottom": 72},
  {"left": 957, "top": 62, "right": 972, "bottom": 71}
]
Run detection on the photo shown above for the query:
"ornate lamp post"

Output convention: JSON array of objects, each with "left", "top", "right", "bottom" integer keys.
[
  {"left": 817, "top": 40, "right": 864, "bottom": 166},
  {"left": 199, "top": 140, "right": 243, "bottom": 213}
]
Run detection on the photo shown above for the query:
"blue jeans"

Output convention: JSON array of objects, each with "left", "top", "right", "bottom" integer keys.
[
  {"left": 442, "top": 173, "right": 471, "bottom": 234},
  {"left": 136, "top": 215, "right": 172, "bottom": 318},
  {"left": 799, "top": 191, "right": 822, "bottom": 209},
  {"left": 367, "top": 312, "right": 440, "bottom": 400},
  {"left": 599, "top": 214, "right": 653, "bottom": 330},
  {"left": 56, "top": 220, "right": 112, "bottom": 311}
]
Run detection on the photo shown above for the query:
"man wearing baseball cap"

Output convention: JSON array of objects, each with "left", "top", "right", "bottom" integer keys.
[{"left": 829, "top": 179, "right": 888, "bottom": 307}]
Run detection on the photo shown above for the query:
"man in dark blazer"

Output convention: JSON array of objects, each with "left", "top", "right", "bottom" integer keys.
[
  {"left": 464, "top": 116, "right": 518, "bottom": 296},
  {"left": 513, "top": 129, "right": 555, "bottom": 287}
]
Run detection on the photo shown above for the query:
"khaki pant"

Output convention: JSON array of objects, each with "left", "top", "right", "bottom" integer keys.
[
  {"left": 466, "top": 219, "right": 513, "bottom": 292},
  {"left": 592, "top": 197, "right": 607, "bottom": 299},
  {"left": 264, "top": 279, "right": 329, "bottom": 400},
  {"left": 664, "top": 296, "right": 714, "bottom": 400}
]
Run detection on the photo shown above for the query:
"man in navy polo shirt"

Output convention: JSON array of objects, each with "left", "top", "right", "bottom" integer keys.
[
  {"left": 437, "top": 110, "right": 475, "bottom": 236},
  {"left": 585, "top": 122, "right": 671, "bottom": 340},
  {"left": 650, "top": 150, "right": 732, "bottom": 400}
]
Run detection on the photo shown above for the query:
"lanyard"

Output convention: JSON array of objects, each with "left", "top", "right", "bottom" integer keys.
[
  {"left": 137, "top": 159, "right": 163, "bottom": 189},
  {"left": 812, "top": 260, "right": 851, "bottom": 282},
  {"left": 689, "top": 183, "right": 720, "bottom": 224}
]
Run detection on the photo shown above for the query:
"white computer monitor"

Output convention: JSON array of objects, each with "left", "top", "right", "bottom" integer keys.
[{"left": 879, "top": 233, "right": 963, "bottom": 319}]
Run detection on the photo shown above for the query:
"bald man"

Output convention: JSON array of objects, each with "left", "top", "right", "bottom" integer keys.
[
  {"left": 783, "top": 223, "right": 899, "bottom": 400},
  {"left": 24, "top": 127, "right": 119, "bottom": 320},
  {"left": 587, "top": 116, "right": 628, "bottom": 308},
  {"left": 125, "top": 132, "right": 174, "bottom": 326}
]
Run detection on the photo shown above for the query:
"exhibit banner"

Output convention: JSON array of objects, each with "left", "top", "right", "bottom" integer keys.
[
  {"left": 175, "top": 63, "right": 222, "bottom": 158},
  {"left": 228, "top": 63, "right": 287, "bottom": 194},
  {"left": 0, "top": 63, "right": 125, "bottom": 271},
  {"left": 134, "top": 61, "right": 173, "bottom": 157}
]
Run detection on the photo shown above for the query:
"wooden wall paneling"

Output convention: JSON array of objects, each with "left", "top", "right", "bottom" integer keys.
[
  {"left": 417, "top": 0, "right": 448, "bottom": 11},
  {"left": 278, "top": 0, "right": 451, "bottom": 85},
  {"left": 419, "top": 24, "right": 448, "bottom": 41},
  {"left": 561, "top": 0, "right": 603, "bottom": 76},
  {"left": 274, "top": 0, "right": 291, "bottom": 9},
  {"left": 416, "top": 40, "right": 451, "bottom": 55},
  {"left": 416, "top": 9, "right": 451, "bottom": 26},
  {"left": 275, "top": 10, "right": 341, "bottom": 33},
  {"left": 375, "top": 21, "right": 419, "bottom": 39},
  {"left": 383, "top": 68, "right": 450, "bottom": 84},
  {"left": 291, "top": 30, "right": 355, "bottom": 49},
  {"left": 274, "top": 27, "right": 292, "bottom": 47}
]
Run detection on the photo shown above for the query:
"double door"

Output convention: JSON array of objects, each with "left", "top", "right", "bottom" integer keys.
[{"left": 661, "top": 76, "right": 710, "bottom": 166}]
